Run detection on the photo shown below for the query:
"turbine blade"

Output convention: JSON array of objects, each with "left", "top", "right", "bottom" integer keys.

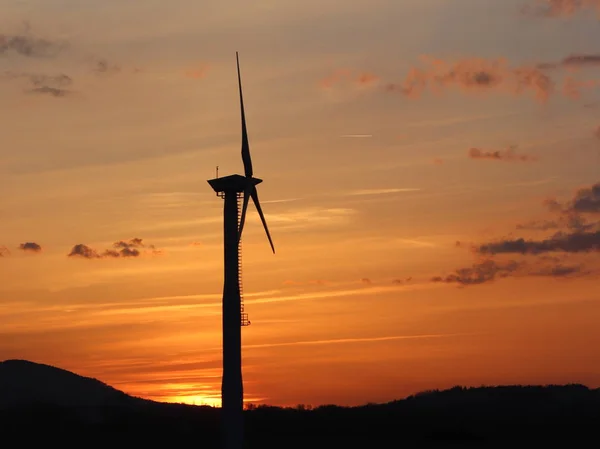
[
  {"left": 237, "top": 52, "right": 253, "bottom": 178},
  {"left": 237, "top": 186, "right": 252, "bottom": 243},
  {"left": 251, "top": 188, "right": 275, "bottom": 254}
]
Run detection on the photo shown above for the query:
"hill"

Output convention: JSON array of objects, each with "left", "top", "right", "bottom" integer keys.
[
  {"left": 1, "top": 359, "right": 599, "bottom": 446},
  {"left": 0, "top": 359, "right": 147, "bottom": 409}
]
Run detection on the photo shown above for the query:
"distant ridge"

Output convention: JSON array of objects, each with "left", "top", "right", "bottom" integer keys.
[
  {"left": 0, "top": 359, "right": 146, "bottom": 409},
  {"left": 1, "top": 360, "right": 600, "bottom": 444}
]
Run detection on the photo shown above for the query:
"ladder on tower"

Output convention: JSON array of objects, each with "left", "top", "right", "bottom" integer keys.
[{"left": 237, "top": 193, "right": 251, "bottom": 327}]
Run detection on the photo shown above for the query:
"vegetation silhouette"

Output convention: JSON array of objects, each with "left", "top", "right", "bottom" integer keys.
[{"left": 1, "top": 360, "right": 599, "bottom": 446}]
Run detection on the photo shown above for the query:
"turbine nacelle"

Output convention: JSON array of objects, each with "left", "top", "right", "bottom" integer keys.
[{"left": 208, "top": 175, "right": 262, "bottom": 194}]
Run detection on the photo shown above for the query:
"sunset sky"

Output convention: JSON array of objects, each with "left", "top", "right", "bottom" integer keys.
[{"left": 1, "top": 0, "right": 600, "bottom": 407}]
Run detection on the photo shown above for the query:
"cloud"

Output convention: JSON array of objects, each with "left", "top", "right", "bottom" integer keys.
[
  {"left": 348, "top": 188, "right": 420, "bottom": 196},
  {"left": 319, "top": 69, "right": 380, "bottom": 89},
  {"left": 387, "top": 55, "right": 600, "bottom": 103},
  {"left": 562, "top": 77, "right": 600, "bottom": 99},
  {"left": 283, "top": 279, "right": 329, "bottom": 286},
  {"left": 432, "top": 257, "right": 591, "bottom": 286},
  {"left": 446, "top": 182, "right": 600, "bottom": 285},
  {"left": 392, "top": 277, "right": 412, "bottom": 285},
  {"left": 387, "top": 56, "right": 555, "bottom": 103},
  {"left": 184, "top": 64, "right": 210, "bottom": 79},
  {"left": 29, "top": 86, "right": 70, "bottom": 97},
  {"left": 0, "top": 246, "right": 10, "bottom": 257},
  {"left": 242, "top": 333, "right": 465, "bottom": 350},
  {"left": 0, "top": 33, "right": 64, "bottom": 57},
  {"left": 68, "top": 238, "right": 162, "bottom": 259},
  {"left": 2, "top": 71, "right": 74, "bottom": 97},
  {"left": 18, "top": 242, "right": 42, "bottom": 252},
  {"left": 478, "top": 182, "right": 600, "bottom": 255},
  {"left": 360, "top": 278, "right": 372, "bottom": 284},
  {"left": 570, "top": 182, "right": 600, "bottom": 214},
  {"left": 478, "top": 231, "right": 600, "bottom": 255},
  {"left": 539, "top": 54, "right": 600, "bottom": 70},
  {"left": 468, "top": 145, "right": 537, "bottom": 162},
  {"left": 432, "top": 259, "right": 522, "bottom": 285},
  {"left": 516, "top": 219, "right": 561, "bottom": 231},
  {"left": 595, "top": 126, "right": 600, "bottom": 139},
  {"left": 523, "top": 0, "right": 600, "bottom": 18},
  {"left": 93, "top": 59, "right": 121, "bottom": 74}
]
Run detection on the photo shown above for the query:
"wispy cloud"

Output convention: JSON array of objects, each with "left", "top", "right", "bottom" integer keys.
[
  {"left": 523, "top": 0, "right": 600, "bottom": 18},
  {"left": 385, "top": 54, "right": 600, "bottom": 103},
  {"left": 242, "top": 333, "right": 469, "bottom": 350},
  {"left": 319, "top": 69, "right": 379, "bottom": 89},
  {"left": 184, "top": 64, "right": 210, "bottom": 79},
  {"left": 340, "top": 134, "right": 373, "bottom": 138},
  {"left": 264, "top": 207, "right": 356, "bottom": 229},
  {"left": 262, "top": 198, "right": 303, "bottom": 204},
  {"left": 348, "top": 188, "right": 420, "bottom": 196},
  {"left": 387, "top": 56, "right": 555, "bottom": 103}
]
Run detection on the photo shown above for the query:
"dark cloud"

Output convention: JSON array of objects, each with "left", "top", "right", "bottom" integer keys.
[
  {"left": 538, "top": 54, "right": 600, "bottom": 70},
  {"left": 516, "top": 212, "right": 594, "bottom": 233},
  {"left": 529, "top": 262, "right": 590, "bottom": 277},
  {"left": 478, "top": 230, "right": 600, "bottom": 255},
  {"left": 29, "top": 86, "right": 70, "bottom": 97},
  {"left": 68, "top": 244, "right": 99, "bottom": 259},
  {"left": 29, "top": 73, "right": 72, "bottom": 88},
  {"left": 18, "top": 242, "right": 42, "bottom": 252},
  {"left": 468, "top": 145, "right": 537, "bottom": 162},
  {"left": 570, "top": 182, "right": 600, "bottom": 214},
  {"left": 446, "top": 181, "right": 600, "bottom": 286},
  {"left": 433, "top": 257, "right": 591, "bottom": 286},
  {"left": 2, "top": 71, "right": 74, "bottom": 97},
  {"left": 0, "top": 33, "right": 64, "bottom": 57},
  {"left": 392, "top": 277, "right": 412, "bottom": 285},
  {"left": 93, "top": 59, "right": 121, "bottom": 74},
  {"left": 514, "top": 180, "right": 600, "bottom": 233},
  {"left": 516, "top": 219, "right": 561, "bottom": 231},
  {"left": 360, "top": 278, "right": 372, "bottom": 284},
  {"left": 68, "top": 238, "right": 160, "bottom": 259},
  {"left": 432, "top": 259, "right": 522, "bottom": 286}
]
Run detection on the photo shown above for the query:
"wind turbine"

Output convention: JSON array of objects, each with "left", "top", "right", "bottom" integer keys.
[{"left": 207, "top": 52, "right": 275, "bottom": 449}]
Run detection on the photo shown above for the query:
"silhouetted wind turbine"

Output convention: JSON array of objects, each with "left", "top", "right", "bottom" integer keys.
[{"left": 207, "top": 51, "right": 275, "bottom": 449}]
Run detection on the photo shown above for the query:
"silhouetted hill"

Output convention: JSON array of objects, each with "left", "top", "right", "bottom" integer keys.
[
  {"left": 1, "top": 360, "right": 599, "bottom": 446},
  {"left": 0, "top": 359, "right": 147, "bottom": 409}
]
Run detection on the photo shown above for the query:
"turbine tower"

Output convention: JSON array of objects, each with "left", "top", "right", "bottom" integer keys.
[{"left": 207, "top": 52, "right": 275, "bottom": 449}]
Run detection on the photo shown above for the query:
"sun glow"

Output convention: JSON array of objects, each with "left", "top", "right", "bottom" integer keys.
[
  {"left": 166, "top": 394, "right": 222, "bottom": 407},
  {"left": 163, "top": 394, "right": 268, "bottom": 408}
]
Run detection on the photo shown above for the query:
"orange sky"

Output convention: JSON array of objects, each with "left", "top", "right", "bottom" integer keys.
[{"left": 1, "top": 0, "right": 600, "bottom": 407}]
